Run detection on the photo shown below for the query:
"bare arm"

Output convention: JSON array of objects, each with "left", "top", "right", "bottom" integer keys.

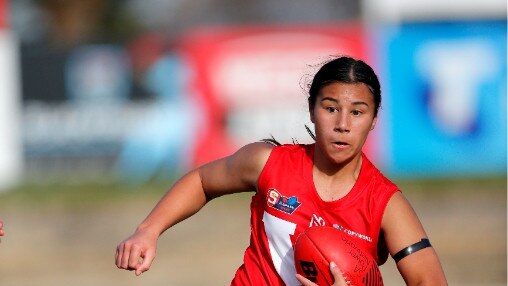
[
  {"left": 115, "top": 142, "right": 273, "bottom": 275},
  {"left": 382, "top": 192, "right": 447, "bottom": 285},
  {"left": 131, "top": 141, "right": 272, "bottom": 236}
]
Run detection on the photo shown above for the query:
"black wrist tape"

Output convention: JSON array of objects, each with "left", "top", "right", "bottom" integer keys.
[{"left": 393, "top": 238, "right": 432, "bottom": 263}]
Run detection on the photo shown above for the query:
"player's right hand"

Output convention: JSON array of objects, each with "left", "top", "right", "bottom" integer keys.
[
  {"left": 115, "top": 229, "right": 158, "bottom": 276},
  {"left": 296, "top": 262, "right": 349, "bottom": 286}
]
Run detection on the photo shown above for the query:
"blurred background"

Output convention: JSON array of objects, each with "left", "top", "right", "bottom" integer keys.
[{"left": 0, "top": 0, "right": 506, "bottom": 285}]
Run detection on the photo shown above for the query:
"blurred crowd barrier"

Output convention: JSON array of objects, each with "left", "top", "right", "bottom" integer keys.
[{"left": 0, "top": 1, "right": 506, "bottom": 187}]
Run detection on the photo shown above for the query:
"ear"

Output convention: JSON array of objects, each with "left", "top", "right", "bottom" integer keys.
[
  {"left": 370, "top": 116, "right": 378, "bottom": 131},
  {"left": 309, "top": 105, "right": 315, "bottom": 123}
]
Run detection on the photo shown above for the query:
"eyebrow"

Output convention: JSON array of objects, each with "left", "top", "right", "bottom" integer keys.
[{"left": 320, "top": 97, "right": 370, "bottom": 107}]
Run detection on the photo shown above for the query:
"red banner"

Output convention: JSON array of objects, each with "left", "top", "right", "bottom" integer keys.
[
  {"left": 177, "top": 23, "right": 373, "bottom": 167},
  {"left": 0, "top": 0, "right": 7, "bottom": 29}
]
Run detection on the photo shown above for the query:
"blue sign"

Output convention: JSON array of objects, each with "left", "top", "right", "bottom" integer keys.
[{"left": 377, "top": 21, "right": 506, "bottom": 177}]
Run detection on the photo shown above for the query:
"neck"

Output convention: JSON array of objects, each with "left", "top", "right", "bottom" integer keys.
[
  {"left": 314, "top": 149, "right": 363, "bottom": 180},
  {"left": 312, "top": 149, "right": 363, "bottom": 201}
]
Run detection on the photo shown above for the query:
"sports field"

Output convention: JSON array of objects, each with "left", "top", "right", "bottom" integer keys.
[{"left": 0, "top": 177, "right": 505, "bottom": 285}]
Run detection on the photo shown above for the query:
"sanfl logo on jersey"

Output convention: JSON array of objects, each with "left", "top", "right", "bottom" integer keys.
[{"left": 266, "top": 188, "right": 301, "bottom": 214}]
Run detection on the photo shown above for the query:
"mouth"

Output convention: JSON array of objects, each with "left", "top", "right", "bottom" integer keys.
[{"left": 332, "top": 141, "right": 350, "bottom": 149}]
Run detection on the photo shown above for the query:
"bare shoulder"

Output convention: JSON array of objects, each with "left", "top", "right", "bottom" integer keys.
[
  {"left": 384, "top": 191, "right": 413, "bottom": 213},
  {"left": 383, "top": 192, "right": 424, "bottom": 228},
  {"left": 198, "top": 141, "right": 275, "bottom": 196},
  {"left": 228, "top": 141, "right": 275, "bottom": 176},
  {"left": 235, "top": 141, "right": 275, "bottom": 160}
]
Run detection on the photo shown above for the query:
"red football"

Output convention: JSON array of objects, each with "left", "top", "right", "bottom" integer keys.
[{"left": 294, "top": 226, "right": 383, "bottom": 286}]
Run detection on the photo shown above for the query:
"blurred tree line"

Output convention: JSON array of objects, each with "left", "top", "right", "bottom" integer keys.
[
  {"left": 12, "top": 0, "right": 360, "bottom": 102},
  {"left": 13, "top": 0, "right": 360, "bottom": 48}
]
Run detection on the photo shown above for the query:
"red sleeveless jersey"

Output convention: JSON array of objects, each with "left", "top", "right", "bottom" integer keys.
[{"left": 231, "top": 144, "right": 399, "bottom": 285}]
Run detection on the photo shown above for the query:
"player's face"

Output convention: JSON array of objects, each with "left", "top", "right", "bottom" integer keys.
[{"left": 310, "top": 82, "right": 377, "bottom": 167}]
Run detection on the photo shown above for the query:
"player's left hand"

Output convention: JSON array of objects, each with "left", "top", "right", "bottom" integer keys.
[{"left": 296, "top": 261, "right": 349, "bottom": 286}]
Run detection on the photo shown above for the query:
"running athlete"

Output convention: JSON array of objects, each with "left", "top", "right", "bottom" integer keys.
[{"left": 115, "top": 56, "right": 448, "bottom": 285}]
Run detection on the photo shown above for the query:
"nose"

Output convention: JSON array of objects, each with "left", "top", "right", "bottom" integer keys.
[{"left": 334, "top": 112, "right": 350, "bottom": 133}]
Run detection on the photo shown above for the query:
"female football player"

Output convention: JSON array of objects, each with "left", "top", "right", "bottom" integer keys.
[{"left": 115, "top": 56, "right": 447, "bottom": 285}]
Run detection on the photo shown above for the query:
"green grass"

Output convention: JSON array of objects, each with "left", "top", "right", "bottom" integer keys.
[
  {"left": 0, "top": 175, "right": 504, "bottom": 208},
  {"left": 0, "top": 180, "right": 174, "bottom": 208},
  {"left": 394, "top": 175, "right": 506, "bottom": 194}
]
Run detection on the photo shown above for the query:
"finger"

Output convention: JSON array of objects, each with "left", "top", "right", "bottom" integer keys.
[
  {"left": 115, "top": 247, "right": 119, "bottom": 267},
  {"left": 295, "top": 274, "right": 318, "bottom": 286},
  {"left": 329, "top": 262, "right": 348, "bottom": 286},
  {"left": 135, "top": 248, "right": 156, "bottom": 276},
  {"left": 121, "top": 243, "right": 133, "bottom": 269},
  {"left": 115, "top": 245, "right": 125, "bottom": 268},
  {"left": 116, "top": 244, "right": 124, "bottom": 268},
  {"left": 128, "top": 245, "right": 142, "bottom": 269}
]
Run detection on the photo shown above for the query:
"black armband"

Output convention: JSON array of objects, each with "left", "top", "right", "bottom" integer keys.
[{"left": 393, "top": 238, "right": 432, "bottom": 263}]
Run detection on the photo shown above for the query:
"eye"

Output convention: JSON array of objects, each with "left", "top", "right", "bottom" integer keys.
[
  {"left": 326, "top": 106, "right": 338, "bottom": 113},
  {"left": 352, "top": 110, "right": 363, "bottom": 116}
]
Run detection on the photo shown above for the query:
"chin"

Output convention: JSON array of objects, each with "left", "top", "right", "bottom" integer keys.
[{"left": 329, "top": 151, "right": 360, "bottom": 166}]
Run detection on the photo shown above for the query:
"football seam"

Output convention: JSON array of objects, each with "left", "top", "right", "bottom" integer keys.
[{"left": 305, "top": 233, "right": 335, "bottom": 286}]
